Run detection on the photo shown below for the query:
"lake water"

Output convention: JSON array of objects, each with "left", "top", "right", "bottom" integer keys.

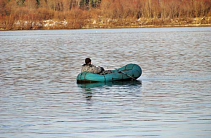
[{"left": 0, "top": 27, "right": 211, "bottom": 137}]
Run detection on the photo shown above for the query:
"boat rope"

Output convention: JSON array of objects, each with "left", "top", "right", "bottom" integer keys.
[
  {"left": 115, "top": 69, "right": 135, "bottom": 80},
  {"left": 103, "top": 75, "right": 106, "bottom": 82}
]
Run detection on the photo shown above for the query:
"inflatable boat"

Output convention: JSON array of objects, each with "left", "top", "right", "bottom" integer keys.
[{"left": 77, "top": 64, "right": 142, "bottom": 83}]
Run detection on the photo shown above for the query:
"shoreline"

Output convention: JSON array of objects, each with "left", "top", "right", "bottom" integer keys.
[
  {"left": 84, "top": 24, "right": 211, "bottom": 29},
  {"left": 1, "top": 16, "right": 211, "bottom": 31},
  {"left": 1, "top": 24, "right": 211, "bottom": 31},
  {"left": 1, "top": 17, "right": 211, "bottom": 31},
  {"left": 1, "top": 0, "right": 211, "bottom": 31}
]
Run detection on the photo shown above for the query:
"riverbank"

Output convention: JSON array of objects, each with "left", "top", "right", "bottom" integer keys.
[
  {"left": 1, "top": 17, "right": 211, "bottom": 31},
  {"left": 1, "top": 0, "right": 211, "bottom": 31},
  {"left": 83, "top": 17, "right": 211, "bottom": 29}
]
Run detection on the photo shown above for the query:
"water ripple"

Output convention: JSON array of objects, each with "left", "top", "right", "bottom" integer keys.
[{"left": 1, "top": 27, "right": 211, "bottom": 137}]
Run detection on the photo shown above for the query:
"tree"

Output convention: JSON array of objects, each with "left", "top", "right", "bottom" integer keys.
[
  {"left": 0, "top": 0, "right": 8, "bottom": 17},
  {"left": 24, "top": 0, "right": 38, "bottom": 9}
]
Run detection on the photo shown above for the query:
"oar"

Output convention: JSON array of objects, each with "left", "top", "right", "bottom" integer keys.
[{"left": 115, "top": 69, "right": 135, "bottom": 80}]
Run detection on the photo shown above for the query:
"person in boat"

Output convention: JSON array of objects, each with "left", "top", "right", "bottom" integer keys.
[{"left": 81, "top": 58, "right": 104, "bottom": 74}]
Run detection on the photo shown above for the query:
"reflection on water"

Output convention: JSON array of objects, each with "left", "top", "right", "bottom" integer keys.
[
  {"left": 78, "top": 80, "right": 142, "bottom": 88},
  {"left": 0, "top": 27, "right": 211, "bottom": 137}
]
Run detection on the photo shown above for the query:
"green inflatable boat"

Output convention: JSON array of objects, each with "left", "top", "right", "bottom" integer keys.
[{"left": 77, "top": 64, "right": 142, "bottom": 83}]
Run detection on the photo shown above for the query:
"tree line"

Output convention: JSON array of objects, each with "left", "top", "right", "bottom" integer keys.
[{"left": 0, "top": 0, "right": 211, "bottom": 30}]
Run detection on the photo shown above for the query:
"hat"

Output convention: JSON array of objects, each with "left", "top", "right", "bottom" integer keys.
[{"left": 85, "top": 58, "right": 91, "bottom": 64}]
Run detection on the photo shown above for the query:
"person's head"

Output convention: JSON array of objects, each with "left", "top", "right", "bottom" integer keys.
[{"left": 85, "top": 58, "right": 91, "bottom": 65}]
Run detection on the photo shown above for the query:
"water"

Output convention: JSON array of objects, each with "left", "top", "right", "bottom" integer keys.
[{"left": 0, "top": 27, "right": 211, "bottom": 137}]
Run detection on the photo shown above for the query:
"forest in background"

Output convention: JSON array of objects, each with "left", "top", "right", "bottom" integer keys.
[{"left": 0, "top": 0, "right": 211, "bottom": 30}]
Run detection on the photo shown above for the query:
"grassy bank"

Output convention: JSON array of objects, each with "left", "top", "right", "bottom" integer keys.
[
  {"left": 83, "top": 17, "right": 211, "bottom": 29},
  {"left": 1, "top": 17, "right": 210, "bottom": 31},
  {"left": 1, "top": 0, "right": 211, "bottom": 30}
]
